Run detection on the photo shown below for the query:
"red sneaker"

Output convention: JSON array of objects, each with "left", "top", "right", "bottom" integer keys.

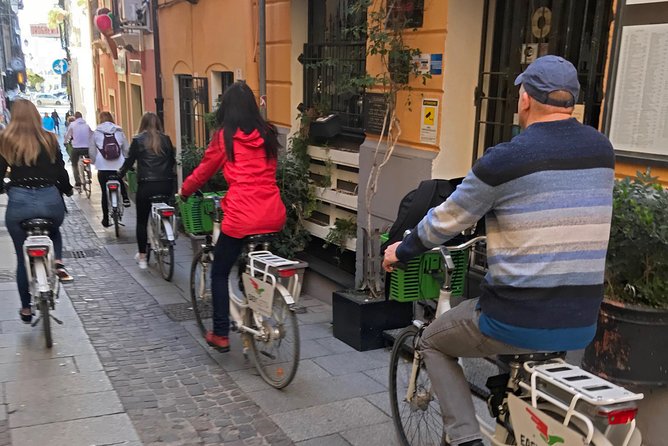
[{"left": 205, "top": 332, "right": 230, "bottom": 352}]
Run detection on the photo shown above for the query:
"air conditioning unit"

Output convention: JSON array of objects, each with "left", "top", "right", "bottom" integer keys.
[{"left": 119, "top": 0, "right": 149, "bottom": 28}]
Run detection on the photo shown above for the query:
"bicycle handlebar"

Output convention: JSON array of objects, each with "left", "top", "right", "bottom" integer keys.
[{"left": 434, "top": 236, "right": 486, "bottom": 253}]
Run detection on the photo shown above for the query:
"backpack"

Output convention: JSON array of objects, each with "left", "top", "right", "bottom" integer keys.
[
  {"left": 380, "top": 178, "right": 464, "bottom": 252},
  {"left": 98, "top": 131, "right": 121, "bottom": 160}
]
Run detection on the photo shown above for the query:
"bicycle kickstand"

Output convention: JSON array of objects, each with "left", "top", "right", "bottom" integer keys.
[{"left": 50, "top": 314, "right": 64, "bottom": 325}]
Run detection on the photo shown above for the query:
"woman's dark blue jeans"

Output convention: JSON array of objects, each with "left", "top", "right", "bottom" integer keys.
[
  {"left": 5, "top": 186, "right": 65, "bottom": 309},
  {"left": 211, "top": 232, "right": 245, "bottom": 336}
]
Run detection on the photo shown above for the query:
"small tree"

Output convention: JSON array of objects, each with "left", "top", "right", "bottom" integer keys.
[
  {"left": 348, "top": 0, "right": 430, "bottom": 297},
  {"left": 27, "top": 69, "right": 45, "bottom": 90}
]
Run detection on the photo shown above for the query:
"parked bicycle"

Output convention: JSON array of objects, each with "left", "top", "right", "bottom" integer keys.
[
  {"left": 182, "top": 193, "right": 307, "bottom": 389},
  {"left": 388, "top": 236, "right": 644, "bottom": 446},
  {"left": 77, "top": 155, "right": 92, "bottom": 199},
  {"left": 21, "top": 218, "right": 64, "bottom": 348},
  {"left": 106, "top": 175, "right": 124, "bottom": 237},
  {"left": 145, "top": 194, "right": 176, "bottom": 281}
]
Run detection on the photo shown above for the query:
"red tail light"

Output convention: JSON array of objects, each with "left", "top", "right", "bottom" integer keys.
[
  {"left": 159, "top": 209, "right": 175, "bottom": 218},
  {"left": 82, "top": 159, "right": 91, "bottom": 164},
  {"left": 602, "top": 408, "right": 638, "bottom": 425},
  {"left": 27, "top": 247, "right": 48, "bottom": 257},
  {"left": 108, "top": 184, "right": 119, "bottom": 190},
  {"left": 278, "top": 269, "right": 296, "bottom": 278}
]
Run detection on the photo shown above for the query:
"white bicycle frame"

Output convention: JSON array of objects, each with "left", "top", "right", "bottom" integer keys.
[
  {"left": 204, "top": 200, "right": 306, "bottom": 339},
  {"left": 403, "top": 236, "right": 643, "bottom": 446},
  {"left": 149, "top": 202, "right": 176, "bottom": 245},
  {"left": 23, "top": 235, "right": 57, "bottom": 297},
  {"left": 106, "top": 180, "right": 123, "bottom": 217}
]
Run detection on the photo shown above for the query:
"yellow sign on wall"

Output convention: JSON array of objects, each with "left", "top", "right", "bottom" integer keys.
[{"left": 420, "top": 99, "right": 439, "bottom": 145}]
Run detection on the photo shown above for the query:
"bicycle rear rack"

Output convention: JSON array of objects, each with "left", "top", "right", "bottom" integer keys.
[{"left": 246, "top": 251, "right": 308, "bottom": 305}]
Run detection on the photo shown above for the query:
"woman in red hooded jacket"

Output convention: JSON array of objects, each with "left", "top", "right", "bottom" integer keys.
[{"left": 180, "top": 81, "right": 286, "bottom": 351}]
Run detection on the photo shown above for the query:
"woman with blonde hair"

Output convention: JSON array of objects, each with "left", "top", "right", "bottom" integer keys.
[
  {"left": 119, "top": 112, "right": 176, "bottom": 269},
  {"left": 89, "top": 111, "right": 130, "bottom": 227},
  {"left": 0, "top": 100, "right": 74, "bottom": 323}
]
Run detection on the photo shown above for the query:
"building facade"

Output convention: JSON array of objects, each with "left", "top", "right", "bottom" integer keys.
[{"left": 124, "top": 0, "right": 667, "bottom": 286}]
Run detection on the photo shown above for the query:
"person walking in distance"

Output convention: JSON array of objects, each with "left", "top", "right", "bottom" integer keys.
[
  {"left": 180, "top": 81, "right": 286, "bottom": 352},
  {"left": 0, "top": 100, "right": 74, "bottom": 324},
  {"left": 89, "top": 111, "right": 131, "bottom": 227},
  {"left": 64, "top": 111, "right": 93, "bottom": 192},
  {"left": 118, "top": 112, "right": 176, "bottom": 269},
  {"left": 383, "top": 56, "right": 616, "bottom": 446},
  {"left": 51, "top": 110, "right": 61, "bottom": 134},
  {"left": 42, "top": 112, "right": 55, "bottom": 132}
]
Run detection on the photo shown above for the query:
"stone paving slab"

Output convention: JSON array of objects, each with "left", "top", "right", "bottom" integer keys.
[
  {"left": 9, "top": 390, "right": 123, "bottom": 428},
  {"left": 11, "top": 413, "right": 140, "bottom": 446},
  {"left": 295, "top": 434, "right": 351, "bottom": 446},
  {"left": 341, "top": 421, "right": 400, "bottom": 446},
  {"left": 5, "top": 370, "right": 113, "bottom": 404},
  {"left": 271, "top": 398, "right": 390, "bottom": 442},
  {"left": 0, "top": 356, "right": 77, "bottom": 383}
]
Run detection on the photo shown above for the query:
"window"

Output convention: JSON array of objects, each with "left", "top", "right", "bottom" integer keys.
[{"left": 178, "top": 75, "right": 209, "bottom": 148}]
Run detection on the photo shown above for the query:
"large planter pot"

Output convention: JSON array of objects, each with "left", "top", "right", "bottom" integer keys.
[{"left": 582, "top": 298, "right": 668, "bottom": 386}]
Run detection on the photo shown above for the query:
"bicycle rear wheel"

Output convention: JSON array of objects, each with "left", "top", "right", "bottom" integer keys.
[
  {"left": 190, "top": 250, "right": 213, "bottom": 337},
  {"left": 39, "top": 293, "right": 53, "bottom": 349},
  {"left": 389, "top": 325, "right": 444, "bottom": 446},
  {"left": 246, "top": 295, "right": 300, "bottom": 389},
  {"left": 113, "top": 210, "right": 120, "bottom": 238},
  {"left": 156, "top": 223, "right": 174, "bottom": 281}
]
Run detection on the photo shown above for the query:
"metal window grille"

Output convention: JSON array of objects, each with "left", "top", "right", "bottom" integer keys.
[{"left": 178, "top": 75, "right": 209, "bottom": 148}]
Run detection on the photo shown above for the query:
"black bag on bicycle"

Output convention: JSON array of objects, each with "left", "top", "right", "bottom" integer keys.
[{"left": 98, "top": 132, "right": 122, "bottom": 160}]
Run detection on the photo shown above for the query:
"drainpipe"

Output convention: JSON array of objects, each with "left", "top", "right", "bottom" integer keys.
[
  {"left": 152, "top": 0, "right": 164, "bottom": 124},
  {"left": 258, "top": 0, "right": 267, "bottom": 119}
]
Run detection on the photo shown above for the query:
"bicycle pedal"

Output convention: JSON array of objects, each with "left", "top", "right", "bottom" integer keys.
[
  {"left": 290, "top": 305, "right": 307, "bottom": 314},
  {"left": 30, "top": 316, "right": 41, "bottom": 327}
]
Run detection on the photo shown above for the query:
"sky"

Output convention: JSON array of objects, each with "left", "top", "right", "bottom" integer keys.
[{"left": 18, "top": 1, "right": 68, "bottom": 81}]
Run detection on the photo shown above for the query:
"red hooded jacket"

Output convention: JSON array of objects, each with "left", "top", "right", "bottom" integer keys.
[{"left": 181, "top": 129, "right": 286, "bottom": 239}]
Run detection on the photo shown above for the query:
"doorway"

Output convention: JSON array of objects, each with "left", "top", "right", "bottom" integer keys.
[
  {"left": 472, "top": 0, "right": 614, "bottom": 162},
  {"left": 130, "top": 84, "right": 143, "bottom": 134},
  {"left": 118, "top": 80, "right": 130, "bottom": 132}
]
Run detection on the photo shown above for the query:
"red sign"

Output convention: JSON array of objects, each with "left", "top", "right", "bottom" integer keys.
[{"left": 30, "top": 24, "right": 60, "bottom": 38}]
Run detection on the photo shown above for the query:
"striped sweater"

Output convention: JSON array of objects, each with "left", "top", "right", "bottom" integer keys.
[{"left": 396, "top": 118, "right": 615, "bottom": 351}]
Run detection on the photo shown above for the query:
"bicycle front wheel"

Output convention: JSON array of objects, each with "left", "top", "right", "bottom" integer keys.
[
  {"left": 389, "top": 325, "right": 444, "bottom": 446},
  {"left": 246, "top": 295, "right": 300, "bottom": 389},
  {"left": 190, "top": 250, "right": 212, "bottom": 337},
  {"left": 39, "top": 293, "right": 53, "bottom": 349},
  {"left": 83, "top": 168, "right": 92, "bottom": 199}
]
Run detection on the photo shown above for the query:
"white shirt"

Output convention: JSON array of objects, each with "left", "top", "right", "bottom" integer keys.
[{"left": 88, "top": 121, "right": 130, "bottom": 171}]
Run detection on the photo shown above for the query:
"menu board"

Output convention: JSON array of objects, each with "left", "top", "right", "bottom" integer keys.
[
  {"left": 364, "top": 93, "right": 389, "bottom": 135},
  {"left": 609, "top": 23, "right": 668, "bottom": 156}
]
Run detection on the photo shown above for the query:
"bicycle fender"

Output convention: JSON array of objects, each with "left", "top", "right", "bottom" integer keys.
[
  {"left": 162, "top": 219, "right": 175, "bottom": 241},
  {"left": 275, "top": 283, "right": 295, "bottom": 306}
]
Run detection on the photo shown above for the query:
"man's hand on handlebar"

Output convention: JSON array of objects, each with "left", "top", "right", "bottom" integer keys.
[{"left": 383, "top": 241, "right": 401, "bottom": 272}]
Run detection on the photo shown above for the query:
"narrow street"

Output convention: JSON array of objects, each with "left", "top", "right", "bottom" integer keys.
[{"left": 0, "top": 174, "right": 411, "bottom": 445}]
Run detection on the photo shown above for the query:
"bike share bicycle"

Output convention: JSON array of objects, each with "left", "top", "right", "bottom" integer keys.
[
  {"left": 179, "top": 192, "right": 307, "bottom": 389},
  {"left": 77, "top": 155, "right": 93, "bottom": 199},
  {"left": 145, "top": 194, "right": 177, "bottom": 281},
  {"left": 388, "top": 236, "right": 643, "bottom": 446},
  {"left": 105, "top": 175, "right": 124, "bottom": 237},
  {"left": 21, "top": 219, "right": 64, "bottom": 348}
]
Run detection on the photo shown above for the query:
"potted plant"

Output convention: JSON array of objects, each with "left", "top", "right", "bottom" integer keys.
[{"left": 582, "top": 170, "right": 668, "bottom": 386}]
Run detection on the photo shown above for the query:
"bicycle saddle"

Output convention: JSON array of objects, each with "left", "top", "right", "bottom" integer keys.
[
  {"left": 498, "top": 351, "right": 566, "bottom": 364},
  {"left": 148, "top": 194, "right": 172, "bottom": 203},
  {"left": 21, "top": 218, "right": 54, "bottom": 231},
  {"left": 245, "top": 233, "right": 278, "bottom": 244}
]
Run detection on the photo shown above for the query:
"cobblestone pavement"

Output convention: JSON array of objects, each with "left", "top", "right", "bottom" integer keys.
[{"left": 58, "top": 196, "right": 293, "bottom": 446}]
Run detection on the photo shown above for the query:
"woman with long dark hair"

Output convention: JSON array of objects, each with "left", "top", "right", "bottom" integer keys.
[
  {"left": 180, "top": 81, "right": 286, "bottom": 351},
  {"left": 0, "top": 100, "right": 74, "bottom": 323},
  {"left": 119, "top": 112, "right": 176, "bottom": 269}
]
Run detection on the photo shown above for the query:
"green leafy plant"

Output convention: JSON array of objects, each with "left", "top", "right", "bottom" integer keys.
[
  {"left": 47, "top": 7, "right": 69, "bottom": 29},
  {"left": 179, "top": 142, "right": 227, "bottom": 192},
  {"left": 273, "top": 115, "right": 317, "bottom": 259},
  {"left": 605, "top": 170, "right": 668, "bottom": 308},
  {"left": 325, "top": 217, "right": 358, "bottom": 256}
]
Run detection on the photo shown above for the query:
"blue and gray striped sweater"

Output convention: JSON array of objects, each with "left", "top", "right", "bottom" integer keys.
[{"left": 396, "top": 118, "right": 615, "bottom": 351}]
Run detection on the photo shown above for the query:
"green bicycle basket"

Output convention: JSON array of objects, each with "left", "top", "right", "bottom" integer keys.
[
  {"left": 177, "top": 191, "right": 225, "bottom": 235},
  {"left": 381, "top": 233, "right": 469, "bottom": 302}
]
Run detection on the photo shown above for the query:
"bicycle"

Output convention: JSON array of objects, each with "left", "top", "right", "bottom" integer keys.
[
  {"left": 388, "top": 236, "right": 644, "bottom": 446},
  {"left": 183, "top": 193, "right": 307, "bottom": 389},
  {"left": 145, "top": 194, "right": 177, "bottom": 281},
  {"left": 77, "top": 155, "right": 92, "bottom": 199},
  {"left": 21, "top": 218, "right": 64, "bottom": 348},
  {"left": 106, "top": 176, "right": 124, "bottom": 238}
]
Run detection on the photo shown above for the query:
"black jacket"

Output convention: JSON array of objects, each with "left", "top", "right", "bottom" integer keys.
[{"left": 119, "top": 132, "right": 176, "bottom": 183}]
